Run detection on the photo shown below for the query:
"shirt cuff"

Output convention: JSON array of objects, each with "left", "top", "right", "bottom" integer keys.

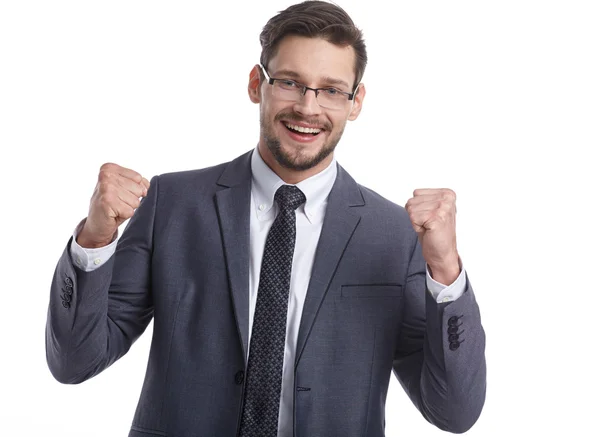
[
  {"left": 69, "top": 218, "right": 118, "bottom": 272},
  {"left": 426, "top": 261, "right": 467, "bottom": 303}
]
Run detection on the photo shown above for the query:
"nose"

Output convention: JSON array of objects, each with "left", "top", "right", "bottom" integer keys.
[{"left": 293, "top": 88, "right": 322, "bottom": 116}]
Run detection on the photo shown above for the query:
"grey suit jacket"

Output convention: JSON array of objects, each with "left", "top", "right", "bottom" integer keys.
[{"left": 46, "top": 150, "right": 486, "bottom": 436}]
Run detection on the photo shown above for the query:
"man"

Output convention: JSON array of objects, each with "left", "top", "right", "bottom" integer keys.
[{"left": 46, "top": 1, "right": 486, "bottom": 436}]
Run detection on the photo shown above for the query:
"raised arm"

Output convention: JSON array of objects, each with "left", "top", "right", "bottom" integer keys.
[
  {"left": 392, "top": 188, "right": 486, "bottom": 433},
  {"left": 46, "top": 163, "right": 157, "bottom": 384}
]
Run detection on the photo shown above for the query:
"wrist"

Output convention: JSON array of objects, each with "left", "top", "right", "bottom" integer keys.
[
  {"left": 428, "top": 253, "right": 461, "bottom": 286},
  {"left": 76, "top": 223, "right": 115, "bottom": 249},
  {"left": 76, "top": 234, "right": 114, "bottom": 249}
]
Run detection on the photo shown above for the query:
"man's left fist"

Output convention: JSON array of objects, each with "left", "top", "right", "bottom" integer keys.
[{"left": 405, "top": 188, "right": 460, "bottom": 284}]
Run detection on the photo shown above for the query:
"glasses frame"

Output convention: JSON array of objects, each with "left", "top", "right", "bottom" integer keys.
[{"left": 259, "top": 64, "right": 357, "bottom": 106}]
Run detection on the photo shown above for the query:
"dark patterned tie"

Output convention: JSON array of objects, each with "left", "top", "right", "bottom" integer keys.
[{"left": 238, "top": 185, "right": 306, "bottom": 437}]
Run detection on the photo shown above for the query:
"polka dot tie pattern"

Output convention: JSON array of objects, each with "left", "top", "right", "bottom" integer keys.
[{"left": 238, "top": 185, "right": 307, "bottom": 437}]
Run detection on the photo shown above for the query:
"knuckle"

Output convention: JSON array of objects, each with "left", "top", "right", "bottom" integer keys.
[
  {"left": 100, "top": 162, "right": 116, "bottom": 172},
  {"left": 443, "top": 188, "right": 456, "bottom": 199},
  {"left": 98, "top": 169, "right": 115, "bottom": 183}
]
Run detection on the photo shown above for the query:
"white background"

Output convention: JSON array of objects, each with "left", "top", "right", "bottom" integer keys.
[{"left": 1, "top": 0, "right": 599, "bottom": 435}]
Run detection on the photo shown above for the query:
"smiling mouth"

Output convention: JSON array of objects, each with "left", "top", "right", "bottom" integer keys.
[{"left": 282, "top": 121, "right": 322, "bottom": 136}]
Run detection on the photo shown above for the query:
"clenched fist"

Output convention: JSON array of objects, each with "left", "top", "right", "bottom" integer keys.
[
  {"left": 405, "top": 188, "right": 460, "bottom": 285},
  {"left": 77, "top": 163, "right": 150, "bottom": 248}
]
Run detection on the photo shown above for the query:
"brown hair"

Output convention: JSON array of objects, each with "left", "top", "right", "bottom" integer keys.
[{"left": 259, "top": 0, "right": 367, "bottom": 89}]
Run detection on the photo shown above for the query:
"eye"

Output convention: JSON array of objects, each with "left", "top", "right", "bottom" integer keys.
[
  {"left": 279, "top": 80, "right": 299, "bottom": 89},
  {"left": 323, "top": 87, "right": 341, "bottom": 96}
]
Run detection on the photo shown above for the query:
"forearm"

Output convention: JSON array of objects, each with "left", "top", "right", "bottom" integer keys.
[
  {"left": 420, "top": 284, "right": 486, "bottom": 433},
  {"left": 46, "top": 176, "right": 158, "bottom": 384},
  {"left": 394, "top": 236, "right": 486, "bottom": 433},
  {"left": 45, "top": 242, "right": 117, "bottom": 383}
]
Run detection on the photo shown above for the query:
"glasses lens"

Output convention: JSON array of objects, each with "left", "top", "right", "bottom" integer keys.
[
  {"left": 272, "top": 80, "right": 300, "bottom": 101},
  {"left": 271, "top": 80, "right": 350, "bottom": 110},
  {"left": 316, "top": 89, "right": 349, "bottom": 110}
]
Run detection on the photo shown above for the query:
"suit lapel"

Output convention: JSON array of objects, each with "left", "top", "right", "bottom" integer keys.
[
  {"left": 295, "top": 164, "right": 364, "bottom": 366},
  {"left": 214, "top": 152, "right": 365, "bottom": 366},
  {"left": 215, "top": 150, "right": 253, "bottom": 362}
]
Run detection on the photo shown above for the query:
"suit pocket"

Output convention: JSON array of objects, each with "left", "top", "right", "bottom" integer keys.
[
  {"left": 341, "top": 284, "right": 403, "bottom": 298},
  {"left": 129, "top": 425, "right": 167, "bottom": 437}
]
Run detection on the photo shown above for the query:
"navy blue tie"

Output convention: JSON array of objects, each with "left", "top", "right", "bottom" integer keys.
[{"left": 238, "top": 185, "right": 306, "bottom": 437}]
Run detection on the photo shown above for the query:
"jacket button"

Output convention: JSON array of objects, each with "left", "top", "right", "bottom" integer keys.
[
  {"left": 448, "top": 316, "right": 459, "bottom": 326},
  {"left": 62, "top": 300, "right": 70, "bottom": 309},
  {"left": 447, "top": 326, "right": 458, "bottom": 334},
  {"left": 65, "top": 277, "right": 73, "bottom": 287},
  {"left": 448, "top": 333, "right": 459, "bottom": 342},
  {"left": 235, "top": 371, "right": 245, "bottom": 385},
  {"left": 449, "top": 341, "right": 460, "bottom": 351}
]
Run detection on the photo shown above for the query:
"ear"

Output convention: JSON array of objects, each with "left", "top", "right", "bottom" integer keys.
[
  {"left": 248, "top": 65, "right": 262, "bottom": 104},
  {"left": 347, "top": 83, "right": 366, "bottom": 121}
]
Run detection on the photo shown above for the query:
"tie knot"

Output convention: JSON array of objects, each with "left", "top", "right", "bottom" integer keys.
[{"left": 274, "top": 185, "right": 306, "bottom": 211}]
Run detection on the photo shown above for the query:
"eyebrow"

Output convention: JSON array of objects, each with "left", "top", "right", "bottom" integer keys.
[{"left": 272, "top": 69, "right": 351, "bottom": 90}]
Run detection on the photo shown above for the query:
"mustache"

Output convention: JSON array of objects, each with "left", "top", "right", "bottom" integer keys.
[{"left": 274, "top": 112, "right": 332, "bottom": 131}]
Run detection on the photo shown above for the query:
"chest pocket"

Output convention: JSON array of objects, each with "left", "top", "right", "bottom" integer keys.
[{"left": 341, "top": 284, "right": 403, "bottom": 298}]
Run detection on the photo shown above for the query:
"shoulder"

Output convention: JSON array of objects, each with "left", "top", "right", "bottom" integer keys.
[
  {"left": 333, "top": 163, "right": 412, "bottom": 226},
  {"left": 158, "top": 161, "right": 229, "bottom": 188},
  {"left": 152, "top": 152, "right": 249, "bottom": 199},
  {"left": 336, "top": 163, "right": 409, "bottom": 221},
  {"left": 335, "top": 168, "right": 417, "bottom": 249},
  {"left": 358, "top": 184, "right": 411, "bottom": 223}
]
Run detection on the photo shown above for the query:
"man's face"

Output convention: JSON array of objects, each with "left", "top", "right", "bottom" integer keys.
[{"left": 252, "top": 35, "right": 364, "bottom": 172}]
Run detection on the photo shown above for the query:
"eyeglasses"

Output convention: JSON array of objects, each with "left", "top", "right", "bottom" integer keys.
[{"left": 260, "top": 64, "right": 357, "bottom": 110}]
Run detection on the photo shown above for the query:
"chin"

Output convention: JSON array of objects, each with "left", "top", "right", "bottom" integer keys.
[{"left": 270, "top": 138, "right": 335, "bottom": 172}]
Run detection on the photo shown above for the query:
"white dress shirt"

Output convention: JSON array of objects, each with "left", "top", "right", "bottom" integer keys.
[{"left": 70, "top": 147, "right": 466, "bottom": 437}]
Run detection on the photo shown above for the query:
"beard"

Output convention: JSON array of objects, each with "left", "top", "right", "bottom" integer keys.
[{"left": 260, "top": 111, "right": 344, "bottom": 172}]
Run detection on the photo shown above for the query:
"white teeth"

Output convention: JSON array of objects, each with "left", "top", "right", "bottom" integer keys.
[{"left": 285, "top": 123, "right": 321, "bottom": 134}]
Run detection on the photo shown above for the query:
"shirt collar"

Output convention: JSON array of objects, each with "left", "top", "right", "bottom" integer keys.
[{"left": 250, "top": 146, "right": 337, "bottom": 224}]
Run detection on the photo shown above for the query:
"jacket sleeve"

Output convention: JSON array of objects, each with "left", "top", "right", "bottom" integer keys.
[
  {"left": 45, "top": 175, "right": 160, "bottom": 384},
  {"left": 392, "top": 237, "right": 487, "bottom": 433}
]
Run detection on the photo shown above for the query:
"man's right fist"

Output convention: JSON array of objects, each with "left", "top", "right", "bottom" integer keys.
[{"left": 76, "top": 163, "right": 150, "bottom": 248}]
